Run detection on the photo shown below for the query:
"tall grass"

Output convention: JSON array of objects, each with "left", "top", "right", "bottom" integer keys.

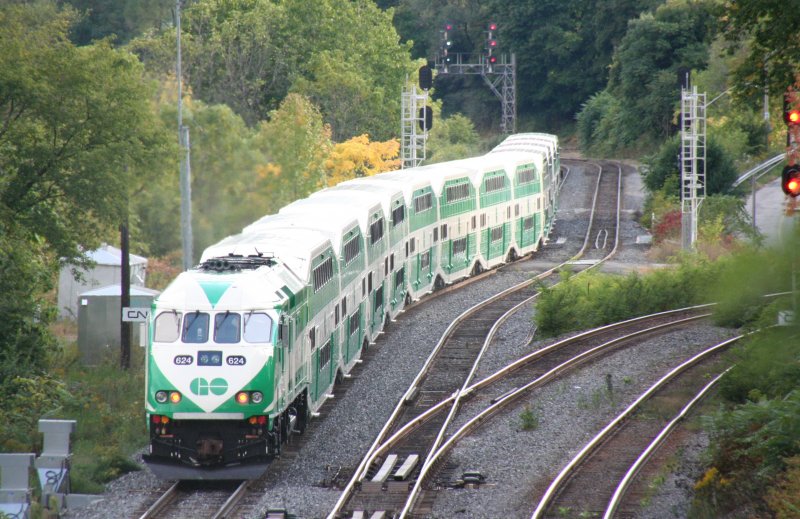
[{"left": 0, "top": 339, "right": 146, "bottom": 494}]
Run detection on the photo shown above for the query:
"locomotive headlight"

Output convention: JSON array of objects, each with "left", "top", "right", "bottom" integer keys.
[
  {"left": 251, "top": 391, "right": 264, "bottom": 404},
  {"left": 155, "top": 391, "right": 168, "bottom": 404},
  {"left": 169, "top": 391, "right": 182, "bottom": 404},
  {"left": 235, "top": 391, "right": 250, "bottom": 404}
]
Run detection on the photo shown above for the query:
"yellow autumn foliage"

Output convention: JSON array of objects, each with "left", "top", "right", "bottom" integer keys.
[{"left": 324, "top": 134, "right": 400, "bottom": 186}]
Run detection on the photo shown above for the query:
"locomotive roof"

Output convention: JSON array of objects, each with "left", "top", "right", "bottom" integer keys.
[{"left": 201, "top": 226, "right": 332, "bottom": 283}]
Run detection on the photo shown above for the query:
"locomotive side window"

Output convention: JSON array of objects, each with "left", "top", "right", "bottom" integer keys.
[
  {"left": 154, "top": 311, "right": 182, "bottom": 342},
  {"left": 182, "top": 312, "right": 210, "bottom": 343},
  {"left": 214, "top": 312, "right": 241, "bottom": 343},
  {"left": 243, "top": 312, "right": 273, "bottom": 343}
]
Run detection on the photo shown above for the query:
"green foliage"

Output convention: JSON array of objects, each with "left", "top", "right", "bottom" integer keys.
[
  {"left": 427, "top": 113, "right": 482, "bottom": 163},
  {"left": 518, "top": 405, "right": 539, "bottom": 431},
  {"left": 697, "top": 388, "right": 800, "bottom": 515},
  {"left": 765, "top": 455, "right": 800, "bottom": 519},
  {"left": 718, "top": 327, "right": 800, "bottom": 404},
  {"left": 576, "top": 91, "right": 628, "bottom": 155},
  {"left": 251, "top": 93, "right": 332, "bottom": 211},
  {"left": 130, "top": 0, "right": 416, "bottom": 139},
  {"left": 716, "top": 0, "right": 800, "bottom": 101},
  {"left": 708, "top": 247, "right": 789, "bottom": 327},
  {"left": 534, "top": 257, "right": 721, "bottom": 337},
  {"left": 180, "top": 99, "right": 263, "bottom": 258},
  {"left": 577, "top": 0, "right": 718, "bottom": 154},
  {"left": 1, "top": 343, "right": 148, "bottom": 491},
  {"left": 0, "top": 374, "right": 72, "bottom": 452},
  {"left": 64, "top": 0, "right": 172, "bottom": 46},
  {"left": 0, "top": 226, "right": 58, "bottom": 382},
  {"left": 0, "top": 1, "right": 174, "bottom": 263},
  {"left": 642, "top": 135, "right": 738, "bottom": 197}
]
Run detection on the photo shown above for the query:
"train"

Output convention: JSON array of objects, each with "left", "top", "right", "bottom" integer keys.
[{"left": 143, "top": 133, "right": 560, "bottom": 479}]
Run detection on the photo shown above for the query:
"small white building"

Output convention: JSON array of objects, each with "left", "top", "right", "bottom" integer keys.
[{"left": 57, "top": 244, "right": 147, "bottom": 320}]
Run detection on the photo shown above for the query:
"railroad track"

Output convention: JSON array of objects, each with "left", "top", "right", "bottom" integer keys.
[
  {"left": 137, "top": 479, "right": 248, "bottom": 519},
  {"left": 365, "top": 306, "right": 713, "bottom": 518},
  {"left": 326, "top": 160, "right": 628, "bottom": 518},
  {"left": 531, "top": 335, "right": 742, "bottom": 518}
]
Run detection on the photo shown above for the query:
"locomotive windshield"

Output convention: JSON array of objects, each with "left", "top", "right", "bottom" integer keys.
[{"left": 153, "top": 310, "right": 274, "bottom": 344}]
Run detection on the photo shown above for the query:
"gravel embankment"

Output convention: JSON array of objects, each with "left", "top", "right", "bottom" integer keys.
[{"left": 65, "top": 159, "right": 718, "bottom": 519}]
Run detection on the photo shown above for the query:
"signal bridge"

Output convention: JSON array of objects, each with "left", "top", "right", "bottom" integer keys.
[{"left": 434, "top": 52, "right": 517, "bottom": 134}]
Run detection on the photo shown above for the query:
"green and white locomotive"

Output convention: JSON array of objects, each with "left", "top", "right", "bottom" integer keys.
[{"left": 143, "top": 133, "right": 560, "bottom": 479}]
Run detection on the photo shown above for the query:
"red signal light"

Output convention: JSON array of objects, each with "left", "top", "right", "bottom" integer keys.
[
  {"left": 489, "top": 55, "right": 497, "bottom": 64},
  {"left": 488, "top": 22, "right": 498, "bottom": 31},
  {"left": 782, "top": 165, "right": 800, "bottom": 197},
  {"left": 444, "top": 23, "right": 453, "bottom": 31},
  {"left": 488, "top": 39, "right": 498, "bottom": 48}
]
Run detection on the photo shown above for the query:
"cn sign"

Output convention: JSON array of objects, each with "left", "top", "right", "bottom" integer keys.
[{"left": 122, "top": 307, "right": 150, "bottom": 322}]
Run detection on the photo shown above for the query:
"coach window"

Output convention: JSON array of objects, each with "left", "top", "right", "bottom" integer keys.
[
  {"left": 243, "top": 312, "right": 273, "bottom": 343},
  {"left": 182, "top": 311, "right": 209, "bottom": 343},
  {"left": 214, "top": 312, "right": 241, "bottom": 343},
  {"left": 154, "top": 311, "right": 182, "bottom": 342}
]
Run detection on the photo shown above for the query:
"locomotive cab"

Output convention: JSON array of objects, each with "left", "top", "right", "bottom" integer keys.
[{"left": 143, "top": 256, "right": 298, "bottom": 480}]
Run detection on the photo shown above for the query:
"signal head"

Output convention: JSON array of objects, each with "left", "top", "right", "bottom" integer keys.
[{"left": 782, "top": 164, "right": 800, "bottom": 197}]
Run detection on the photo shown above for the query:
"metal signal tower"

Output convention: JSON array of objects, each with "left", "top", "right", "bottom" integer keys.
[
  {"left": 680, "top": 85, "right": 706, "bottom": 250},
  {"left": 400, "top": 83, "right": 429, "bottom": 168},
  {"left": 434, "top": 22, "right": 517, "bottom": 133}
]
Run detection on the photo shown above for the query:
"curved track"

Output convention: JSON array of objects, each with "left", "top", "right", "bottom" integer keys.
[{"left": 532, "top": 336, "right": 741, "bottom": 519}]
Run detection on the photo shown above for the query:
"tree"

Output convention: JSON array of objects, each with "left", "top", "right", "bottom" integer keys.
[
  {"left": 61, "top": 0, "right": 172, "bottom": 46},
  {"left": 717, "top": 0, "right": 800, "bottom": 100},
  {"left": 324, "top": 134, "right": 400, "bottom": 186},
  {"left": 0, "top": 1, "right": 173, "bottom": 265},
  {"left": 577, "top": 0, "right": 718, "bottom": 153},
  {"left": 251, "top": 94, "right": 332, "bottom": 211},
  {"left": 0, "top": 1, "right": 173, "bottom": 376},
  {"left": 128, "top": 0, "right": 417, "bottom": 139},
  {"left": 643, "top": 135, "right": 738, "bottom": 197},
  {"left": 426, "top": 113, "right": 482, "bottom": 163}
]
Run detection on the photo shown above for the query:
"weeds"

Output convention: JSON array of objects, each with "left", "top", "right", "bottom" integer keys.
[{"left": 519, "top": 405, "right": 540, "bottom": 431}]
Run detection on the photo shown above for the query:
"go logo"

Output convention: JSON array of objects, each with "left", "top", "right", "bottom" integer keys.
[{"left": 190, "top": 377, "right": 228, "bottom": 396}]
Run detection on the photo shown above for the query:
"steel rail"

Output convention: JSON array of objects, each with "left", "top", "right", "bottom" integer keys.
[
  {"left": 138, "top": 481, "right": 179, "bottom": 519},
  {"left": 326, "top": 266, "right": 559, "bottom": 519},
  {"left": 400, "top": 312, "right": 712, "bottom": 518},
  {"left": 531, "top": 335, "right": 743, "bottom": 519},
  {"left": 210, "top": 480, "right": 249, "bottom": 519},
  {"left": 398, "top": 160, "right": 622, "bottom": 517},
  {"left": 603, "top": 367, "right": 732, "bottom": 519}
]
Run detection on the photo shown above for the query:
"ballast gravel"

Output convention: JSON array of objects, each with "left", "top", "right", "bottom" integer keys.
[{"left": 64, "top": 159, "right": 720, "bottom": 519}]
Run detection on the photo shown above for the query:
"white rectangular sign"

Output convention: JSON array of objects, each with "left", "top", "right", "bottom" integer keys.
[{"left": 122, "top": 307, "right": 150, "bottom": 322}]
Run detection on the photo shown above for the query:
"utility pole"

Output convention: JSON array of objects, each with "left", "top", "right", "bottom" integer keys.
[
  {"left": 120, "top": 222, "right": 131, "bottom": 370},
  {"left": 176, "top": 0, "right": 193, "bottom": 270}
]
